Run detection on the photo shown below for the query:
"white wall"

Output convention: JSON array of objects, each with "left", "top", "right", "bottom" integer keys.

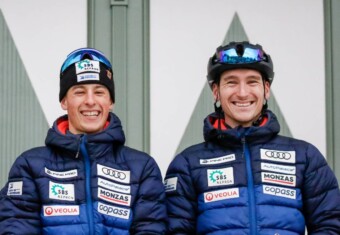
[
  {"left": 150, "top": 0, "right": 325, "bottom": 176},
  {"left": 0, "top": 0, "right": 326, "bottom": 178},
  {"left": 0, "top": 0, "right": 87, "bottom": 124}
]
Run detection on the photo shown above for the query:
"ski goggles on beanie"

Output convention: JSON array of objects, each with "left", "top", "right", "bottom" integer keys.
[
  {"left": 60, "top": 48, "right": 112, "bottom": 73},
  {"left": 59, "top": 48, "right": 115, "bottom": 102}
]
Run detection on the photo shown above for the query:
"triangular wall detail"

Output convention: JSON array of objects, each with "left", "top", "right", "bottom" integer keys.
[
  {"left": 176, "top": 13, "right": 291, "bottom": 155},
  {"left": 0, "top": 9, "right": 49, "bottom": 187}
]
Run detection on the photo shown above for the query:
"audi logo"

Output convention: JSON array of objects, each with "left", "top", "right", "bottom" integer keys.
[
  {"left": 102, "top": 167, "right": 126, "bottom": 180},
  {"left": 265, "top": 150, "right": 291, "bottom": 160}
]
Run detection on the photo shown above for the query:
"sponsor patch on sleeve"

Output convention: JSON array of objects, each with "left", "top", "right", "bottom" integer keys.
[
  {"left": 43, "top": 205, "right": 79, "bottom": 217},
  {"left": 98, "top": 202, "right": 130, "bottom": 220},
  {"left": 200, "top": 154, "right": 236, "bottom": 165},
  {"left": 260, "top": 149, "right": 296, "bottom": 163},
  {"left": 164, "top": 177, "right": 178, "bottom": 192},
  {"left": 7, "top": 181, "right": 23, "bottom": 196}
]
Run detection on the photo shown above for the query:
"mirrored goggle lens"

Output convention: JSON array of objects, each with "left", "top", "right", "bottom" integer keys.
[
  {"left": 217, "top": 47, "right": 264, "bottom": 64},
  {"left": 60, "top": 48, "right": 112, "bottom": 73}
]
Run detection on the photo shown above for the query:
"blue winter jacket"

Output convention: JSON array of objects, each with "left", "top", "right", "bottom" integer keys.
[
  {"left": 0, "top": 113, "right": 167, "bottom": 234},
  {"left": 165, "top": 110, "right": 340, "bottom": 235}
]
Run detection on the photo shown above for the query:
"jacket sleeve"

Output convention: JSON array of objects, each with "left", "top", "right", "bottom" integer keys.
[
  {"left": 0, "top": 155, "right": 42, "bottom": 234},
  {"left": 303, "top": 144, "right": 340, "bottom": 235},
  {"left": 130, "top": 157, "right": 167, "bottom": 235},
  {"left": 164, "top": 154, "right": 197, "bottom": 234}
]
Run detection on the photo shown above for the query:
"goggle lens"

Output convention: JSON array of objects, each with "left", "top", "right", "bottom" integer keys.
[
  {"left": 60, "top": 48, "right": 112, "bottom": 73},
  {"left": 216, "top": 47, "right": 264, "bottom": 64}
]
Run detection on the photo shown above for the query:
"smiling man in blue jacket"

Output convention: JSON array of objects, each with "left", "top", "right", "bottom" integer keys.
[
  {"left": 164, "top": 41, "right": 340, "bottom": 234},
  {"left": 0, "top": 48, "right": 167, "bottom": 234}
]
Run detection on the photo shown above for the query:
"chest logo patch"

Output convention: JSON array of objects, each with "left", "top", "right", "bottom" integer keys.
[
  {"left": 49, "top": 181, "right": 75, "bottom": 201},
  {"left": 261, "top": 163, "right": 296, "bottom": 175},
  {"left": 261, "top": 172, "right": 296, "bottom": 186},
  {"left": 45, "top": 167, "right": 78, "bottom": 179},
  {"left": 200, "top": 154, "right": 236, "bottom": 165},
  {"left": 97, "top": 164, "right": 130, "bottom": 184},
  {"left": 207, "top": 167, "right": 234, "bottom": 187},
  {"left": 204, "top": 188, "right": 239, "bottom": 203},
  {"left": 98, "top": 178, "right": 131, "bottom": 194},
  {"left": 263, "top": 185, "right": 296, "bottom": 199},
  {"left": 43, "top": 205, "right": 79, "bottom": 217},
  {"left": 260, "top": 149, "right": 296, "bottom": 163},
  {"left": 98, "top": 187, "right": 131, "bottom": 206},
  {"left": 98, "top": 202, "right": 130, "bottom": 220}
]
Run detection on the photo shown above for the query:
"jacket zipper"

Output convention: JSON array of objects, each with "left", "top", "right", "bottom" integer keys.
[
  {"left": 79, "top": 135, "right": 95, "bottom": 235},
  {"left": 242, "top": 136, "right": 257, "bottom": 235}
]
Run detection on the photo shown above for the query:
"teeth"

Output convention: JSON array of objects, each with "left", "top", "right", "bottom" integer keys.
[
  {"left": 235, "top": 102, "right": 251, "bottom": 107},
  {"left": 82, "top": 111, "right": 99, "bottom": 116}
]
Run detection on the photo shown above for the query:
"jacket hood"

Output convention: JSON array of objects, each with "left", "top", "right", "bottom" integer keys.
[
  {"left": 45, "top": 112, "right": 125, "bottom": 158},
  {"left": 203, "top": 110, "right": 280, "bottom": 147}
]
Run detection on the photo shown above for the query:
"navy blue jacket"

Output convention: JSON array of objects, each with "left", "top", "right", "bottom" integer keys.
[
  {"left": 0, "top": 113, "right": 167, "bottom": 234},
  {"left": 165, "top": 110, "right": 340, "bottom": 235}
]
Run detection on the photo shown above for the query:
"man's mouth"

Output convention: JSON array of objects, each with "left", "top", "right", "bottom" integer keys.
[
  {"left": 81, "top": 111, "right": 100, "bottom": 116},
  {"left": 234, "top": 102, "right": 252, "bottom": 107}
]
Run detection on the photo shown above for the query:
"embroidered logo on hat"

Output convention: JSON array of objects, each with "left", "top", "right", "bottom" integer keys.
[
  {"left": 75, "top": 59, "right": 100, "bottom": 74},
  {"left": 77, "top": 73, "right": 100, "bottom": 82}
]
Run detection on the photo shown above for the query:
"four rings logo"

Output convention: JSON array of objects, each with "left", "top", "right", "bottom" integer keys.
[
  {"left": 97, "top": 164, "right": 130, "bottom": 183},
  {"left": 265, "top": 150, "right": 291, "bottom": 160},
  {"left": 102, "top": 167, "right": 126, "bottom": 180},
  {"left": 260, "top": 149, "right": 296, "bottom": 163}
]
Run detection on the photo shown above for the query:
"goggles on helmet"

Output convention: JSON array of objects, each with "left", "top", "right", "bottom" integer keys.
[
  {"left": 60, "top": 48, "right": 112, "bottom": 73},
  {"left": 214, "top": 44, "right": 266, "bottom": 65}
]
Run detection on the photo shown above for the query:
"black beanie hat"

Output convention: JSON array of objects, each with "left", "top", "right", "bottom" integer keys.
[{"left": 59, "top": 59, "right": 115, "bottom": 102}]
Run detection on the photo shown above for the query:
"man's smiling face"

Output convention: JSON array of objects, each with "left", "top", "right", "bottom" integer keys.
[{"left": 213, "top": 68, "right": 270, "bottom": 128}]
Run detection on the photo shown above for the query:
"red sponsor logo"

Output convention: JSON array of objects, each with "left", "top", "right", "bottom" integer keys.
[
  {"left": 43, "top": 205, "right": 79, "bottom": 216},
  {"left": 204, "top": 188, "right": 239, "bottom": 202}
]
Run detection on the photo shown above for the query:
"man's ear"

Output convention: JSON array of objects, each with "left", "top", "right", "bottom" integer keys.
[
  {"left": 60, "top": 98, "right": 68, "bottom": 111},
  {"left": 212, "top": 83, "right": 219, "bottom": 101},
  {"left": 264, "top": 81, "right": 271, "bottom": 100}
]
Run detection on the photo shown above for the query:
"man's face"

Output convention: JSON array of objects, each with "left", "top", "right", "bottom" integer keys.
[
  {"left": 212, "top": 68, "right": 270, "bottom": 128},
  {"left": 61, "top": 84, "right": 113, "bottom": 134}
]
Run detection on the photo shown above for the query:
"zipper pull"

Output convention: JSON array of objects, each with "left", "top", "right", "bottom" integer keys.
[
  {"left": 241, "top": 137, "right": 246, "bottom": 158},
  {"left": 75, "top": 136, "right": 82, "bottom": 159}
]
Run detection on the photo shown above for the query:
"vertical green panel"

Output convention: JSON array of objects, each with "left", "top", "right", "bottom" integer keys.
[
  {"left": 0, "top": 10, "right": 49, "bottom": 187},
  {"left": 325, "top": 0, "right": 340, "bottom": 180},
  {"left": 87, "top": 0, "right": 150, "bottom": 152}
]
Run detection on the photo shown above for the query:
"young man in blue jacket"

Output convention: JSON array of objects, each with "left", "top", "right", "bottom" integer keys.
[
  {"left": 0, "top": 48, "right": 167, "bottom": 234},
  {"left": 164, "top": 41, "right": 340, "bottom": 234}
]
